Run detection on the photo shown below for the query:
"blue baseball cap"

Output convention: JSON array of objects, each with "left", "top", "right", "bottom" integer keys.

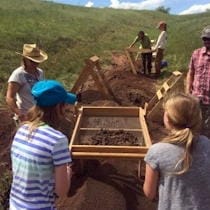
[{"left": 32, "top": 80, "right": 77, "bottom": 106}]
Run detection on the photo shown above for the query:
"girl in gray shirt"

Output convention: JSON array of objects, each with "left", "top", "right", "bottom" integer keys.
[{"left": 144, "top": 93, "right": 210, "bottom": 210}]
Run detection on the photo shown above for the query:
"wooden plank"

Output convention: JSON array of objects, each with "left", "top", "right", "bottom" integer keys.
[
  {"left": 126, "top": 48, "right": 152, "bottom": 54},
  {"left": 125, "top": 49, "right": 137, "bottom": 74},
  {"left": 156, "top": 90, "right": 163, "bottom": 100},
  {"left": 163, "top": 82, "right": 170, "bottom": 91},
  {"left": 79, "top": 128, "right": 142, "bottom": 132},
  {"left": 74, "top": 102, "right": 81, "bottom": 118},
  {"left": 71, "top": 145, "right": 147, "bottom": 153},
  {"left": 139, "top": 108, "right": 152, "bottom": 147},
  {"left": 71, "top": 152, "right": 146, "bottom": 159},
  {"left": 139, "top": 49, "right": 152, "bottom": 54},
  {"left": 173, "top": 71, "right": 182, "bottom": 76},
  {"left": 89, "top": 55, "right": 99, "bottom": 63},
  {"left": 69, "top": 108, "right": 84, "bottom": 148},
  {"left": 71, "top": 65, "right": 91, "bottom": 93},
  {"left": 85, "top": 56, "right": 99, "bottom": 66},
  {"left": 94, "top": 62, "right": 120, "bottom": 104},
  {"left": 125, "top": 47, "right": 139, "bottom": 53},
  {"left": 86, "top": 56, "right": 120, "bottom": 104},
  {"left": 89, "top": 66, "right": 111, "bottom": 99},
  {"left": 145, "top": 97, "right": 156, "bottom": 111},
  {"left": 82, "top": 106, "right": 140, "bottom": 116},
  {"left": 146, "top": 71, "right": 184, "bottom": 122}
]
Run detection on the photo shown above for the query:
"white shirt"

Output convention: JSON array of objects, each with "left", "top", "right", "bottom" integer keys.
[
  {"left": 8, "top": 66, "right": 44, "bottom": 114},
  {"left": 153, "top": 31, "right": 167, "bottom": 50}
]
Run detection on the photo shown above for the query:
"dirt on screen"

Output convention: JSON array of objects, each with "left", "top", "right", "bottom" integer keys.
[
  {"left": 0, "top": 52, "right": 171, "bottom": 210},
  {"left": 82, "top": 129, "right": 142, "bottom": 146}
]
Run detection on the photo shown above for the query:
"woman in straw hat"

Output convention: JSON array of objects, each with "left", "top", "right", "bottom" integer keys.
[
  {"left": 9, "top": 79, "right": 77, "bottom": 209},
  {"left": 6, "top": 43, "right": 48, "bottom": 123}
]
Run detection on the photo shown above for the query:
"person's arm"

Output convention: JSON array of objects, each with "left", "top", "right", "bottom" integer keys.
[
  {"left": 143, "top": 163, "right": 159, "bottom": 200},
  {"left": 186, "top": 70, "right": 194, "bottom": 94},
  {"left": 55, "top": 163, "right": 72, "bottom": 197},
  {"left": 186, "top": 56, "right": 194, "bottom": 94},
  {"left": 6, "top": 82, "right": 23, "bottom": 117},
  {"left": 129, "top": 36, "right": 138, "bottom": 48}
]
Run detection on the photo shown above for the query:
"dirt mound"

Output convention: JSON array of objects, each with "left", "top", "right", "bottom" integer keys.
[
  {"left": 57, "top": 177, "right": 127, "bottom": 210},
  {"left": 64, "top": 159, "right": 157, "bottom": 210},
  {"left": 78, "top": 52, "right": 156, "bottom": 107},
  {"left": 86, "top": 129, "right": 141, "bottom": 146},
  {"left": 0, "top": 109, "right": 15, "bottom": 175}
]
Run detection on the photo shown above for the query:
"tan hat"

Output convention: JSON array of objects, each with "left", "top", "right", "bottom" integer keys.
[
  {"left": 157, "top": 21, "right": 167, "bottom": 28},
  {"left": 201, "top": 25, "right": 210, "bottom": 38},
  {"left": 16, "top": 44, "right": 48, "bottom": 63}
]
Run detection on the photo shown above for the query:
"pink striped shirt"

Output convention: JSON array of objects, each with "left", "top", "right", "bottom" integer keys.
[{"left": 189, "top": 47, "right": 210, "bottom": 105}]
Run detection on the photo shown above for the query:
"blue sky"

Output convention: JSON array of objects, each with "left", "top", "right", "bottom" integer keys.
[{"left": 51, "top": 0, "right": 210, "bottom": 15}]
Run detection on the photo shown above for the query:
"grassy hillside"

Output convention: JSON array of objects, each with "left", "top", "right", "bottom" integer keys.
[{"left": 0, "top": 0, "right": 210, "bottom": 103}]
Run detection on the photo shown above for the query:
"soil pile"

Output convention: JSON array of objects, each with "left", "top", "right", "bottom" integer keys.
[
  {"left": 0, "top": 109, "right": 15, "bottom": 176},
  {"left": 89, "top": 129, "right": 140, "bottom": 146}
]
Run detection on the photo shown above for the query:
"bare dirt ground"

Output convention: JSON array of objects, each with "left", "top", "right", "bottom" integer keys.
[{"left": 0, "top": 52, "right": 170, "bottom": 209}]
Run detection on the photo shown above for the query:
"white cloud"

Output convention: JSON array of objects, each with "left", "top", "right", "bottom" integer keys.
[
  {"left": 109, "top": 0, "right": 165, "bottom": 10},
  {"left": 179, "top": 3, "right": 210, "bottom": 15},
  {"left": 85, "top": 1, "right": 94, "bottom": 7}
]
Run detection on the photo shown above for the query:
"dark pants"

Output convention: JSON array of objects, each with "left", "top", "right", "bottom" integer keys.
[
  {"left": 200, "top": 103, "right": 210, "bottom": 139},
  {"left": 155, "top": 48, "right": 164, "bottom": 75},
  {"left": 141, "top": 53, "right": 152, "bottom": 74}
]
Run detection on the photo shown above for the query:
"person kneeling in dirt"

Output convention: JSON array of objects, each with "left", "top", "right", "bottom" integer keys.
[
  {"left": 143, "top": 93, "right": 210, "bottom": 210},
  {"left": 129, "top": 30, "right": 152, "bottom": 74},
  {"left": 9, "top": 80, "right": 77, "bottom": 209}
]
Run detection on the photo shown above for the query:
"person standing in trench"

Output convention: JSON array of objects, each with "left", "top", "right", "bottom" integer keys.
[
  {"left": 129, "top": 30, "right": 152, "bottom": 75},
  {"left": 152, "top": 21, "right": 167, "bottom": 77},
  {"left": 186, "top": 25, "right": 210, "bottom": 138},
  {"left": 6, "top": 43, "right": 48, "bottom": 123},
  {"left": 9, "top": 80, "right": 77, "bottom": 209}
]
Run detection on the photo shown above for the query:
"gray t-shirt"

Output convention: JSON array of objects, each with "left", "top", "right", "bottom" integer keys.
[
  {"left": 144, "top": 135, "right": 210, "bottom": 210},
  {"left": 8, "top": 66, "right": 44, "bottom": 114}
]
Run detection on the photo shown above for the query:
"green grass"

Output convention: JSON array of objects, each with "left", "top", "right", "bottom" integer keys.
[{"left": 0, "top": 0, "right": 210, "bottom": 104}]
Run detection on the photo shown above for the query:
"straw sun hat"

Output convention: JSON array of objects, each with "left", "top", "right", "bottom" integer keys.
[{"left": 16, "top": 44, "right": 48, "bottom": 63}]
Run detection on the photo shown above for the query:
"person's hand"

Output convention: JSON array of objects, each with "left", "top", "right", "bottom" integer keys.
[{"left": 151, "top": 48, "right": 156, "bottom": 53}]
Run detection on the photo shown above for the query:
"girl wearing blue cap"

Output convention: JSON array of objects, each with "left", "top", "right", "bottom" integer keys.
[{"left": 9, "top": 80, "right": 77, "bottom": 210}]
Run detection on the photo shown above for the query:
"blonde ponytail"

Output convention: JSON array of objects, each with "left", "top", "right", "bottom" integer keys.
[
  {"left": 164, "top": 128, "right": 193, "bottom": 174},
  {"left": 162, "top": 93, "right": 201, "bottom": 174}
]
